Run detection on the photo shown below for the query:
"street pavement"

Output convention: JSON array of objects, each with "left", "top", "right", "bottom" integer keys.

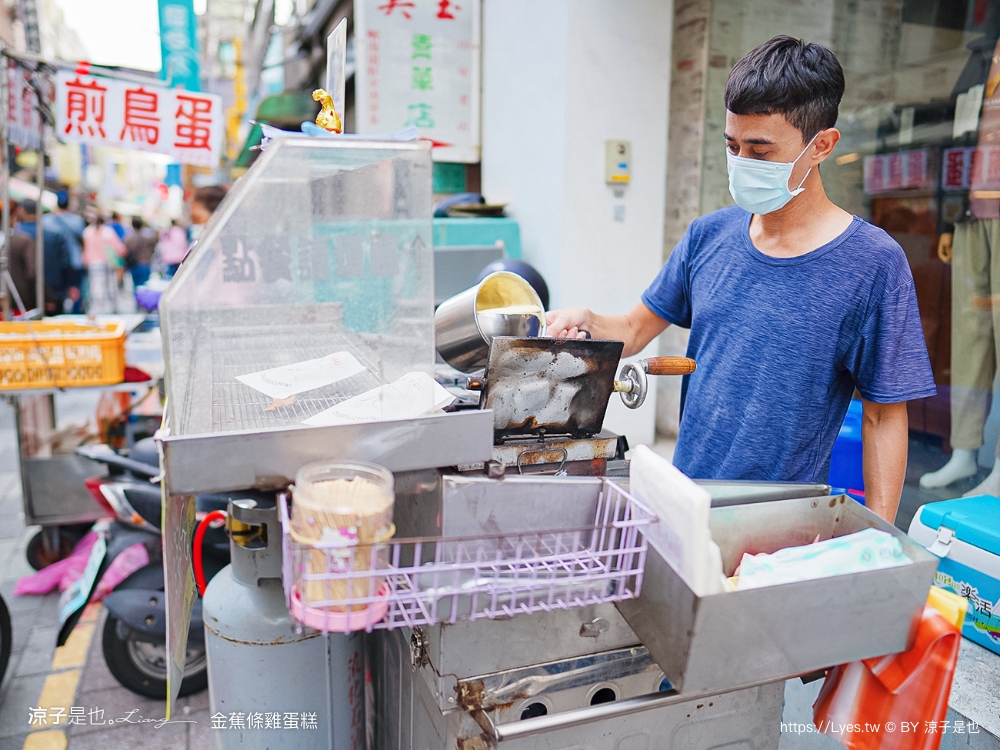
[{"left": 0, "top": 394, "right": 212, "bottom": 750}]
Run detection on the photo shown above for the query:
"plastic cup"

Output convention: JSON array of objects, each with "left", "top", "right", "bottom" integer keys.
[{"left": 291, "top": 461, "right": 395, "bottom": 613}]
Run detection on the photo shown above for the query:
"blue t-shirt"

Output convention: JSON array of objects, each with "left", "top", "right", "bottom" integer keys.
[{"left": 641, "top": 206, "right": 936, "bottom": 483}]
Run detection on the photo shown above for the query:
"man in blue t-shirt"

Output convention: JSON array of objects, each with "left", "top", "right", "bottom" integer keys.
[{"left": 546, "top": 36, "right": 935, "bottom": 522}]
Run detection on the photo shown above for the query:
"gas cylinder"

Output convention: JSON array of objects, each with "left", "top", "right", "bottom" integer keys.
[{"left": 203, "top": 497, "right": 364, "bottom": 749}]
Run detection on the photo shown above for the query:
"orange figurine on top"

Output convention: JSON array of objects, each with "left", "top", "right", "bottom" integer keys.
[{"left": 312, "top": 89, "right": 343, "bottom": 134}]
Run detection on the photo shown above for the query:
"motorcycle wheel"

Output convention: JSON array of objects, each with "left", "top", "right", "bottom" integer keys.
[
  {"left": 101, "top": 614, "right": 208, "bottom": 698},
  {"left": 25, "top": 525, "right": 90, "bottom": 571},
  {"left": 0, "top": 594, "right": 11, "bottom": 685}
]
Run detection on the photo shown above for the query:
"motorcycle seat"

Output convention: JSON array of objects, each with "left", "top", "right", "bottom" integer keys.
[
  {"left": 123, "top": 485, "right": 164, "bottom": 528},
  {"left": 129, "top": 437, "right": 159, "bottom": 468}
]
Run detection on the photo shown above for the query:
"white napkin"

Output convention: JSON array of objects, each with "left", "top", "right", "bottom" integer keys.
[
  {"left": 303, "top": 372, "right": 454, "bottom": 427},
  {"left": 236, "top": 352, "right": 365, "bottom": 400}
]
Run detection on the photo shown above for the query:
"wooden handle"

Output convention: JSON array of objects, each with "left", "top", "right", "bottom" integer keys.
[{"left": 643, "top": 357, "right": 696, "bottom": 376}]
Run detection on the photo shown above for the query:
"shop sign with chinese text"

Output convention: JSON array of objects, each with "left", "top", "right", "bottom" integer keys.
[
  {"left": 55, "top": 72, "right": 223, "bottom": 167},
  {"left": 942, "top": 147, "right": 974, "bottom": 191},
  {"left": 970, "top": 145, "right": 1000, "bottom": 191},
  {"left": 863, "top": 149, "right": 930, "bottom": 194},
  {"left": 355, "top": 0, "right": 480, "bottom": 162},
  {"left": 7, "top": 61, "right": 50, "bottom": 150}
]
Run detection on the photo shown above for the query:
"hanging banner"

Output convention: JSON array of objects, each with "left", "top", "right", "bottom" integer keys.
[
  {"left": 355, "top": 0, "right": 481, "bottom": 162},
  {"left": 7, "top": 61, "right": 50, "bottom": 150},
  {"left": 158, "top": 0, "right": 202, "bottom": 92},
  {"left": 55, "top": 71, "right": 223, "bottom": 167}
]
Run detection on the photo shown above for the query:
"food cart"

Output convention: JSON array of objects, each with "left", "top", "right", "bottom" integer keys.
[
  {"left": 155, "top": 134, "right": 940, "bottom": 748},
  {"left": 1, "top": 316, "right": 161, "bottom": 568}
]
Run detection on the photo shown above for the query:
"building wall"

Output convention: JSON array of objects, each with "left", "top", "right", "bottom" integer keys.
[
  {"left": 481, "top": 1, "right": 570, "bottom": 308},
  {"left": 37, "top": 0, "right": 87, "bottom": 60},
  {"left": 482, "top": 0, "right": 673, "bottom": 446}
]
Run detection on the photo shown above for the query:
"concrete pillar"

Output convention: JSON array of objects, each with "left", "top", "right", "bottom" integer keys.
[{"left": 656, "top": 0, "right": 711, "bottom": 439}]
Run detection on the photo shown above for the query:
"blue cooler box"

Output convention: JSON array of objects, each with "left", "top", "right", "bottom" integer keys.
[{"left": 908, "top": 495, "right": 1000, "bottom": 655}]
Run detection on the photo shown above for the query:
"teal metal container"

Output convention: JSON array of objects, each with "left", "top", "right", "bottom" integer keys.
[{"left": 433, "top": 217, "right": 522, "bottom": 258}]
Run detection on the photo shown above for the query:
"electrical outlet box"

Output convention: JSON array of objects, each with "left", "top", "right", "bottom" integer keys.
[{"left": 605, "top": 140, "right": 631, "bottom": 184}]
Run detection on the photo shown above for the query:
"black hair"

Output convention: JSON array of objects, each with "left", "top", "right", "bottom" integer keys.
[
  {"left": 131, "top": 216, "right": 143, "bottom": 230},
  {"left": 192, "top": 185, "right": 227, "bottom": 214},
  {"left": 724, "top": 36, "right": 845, "bottom": 142}
]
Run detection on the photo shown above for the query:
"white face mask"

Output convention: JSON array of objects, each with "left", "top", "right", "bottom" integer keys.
[{"left": 726, "top": 131, "right": 822, "bottom": 215}]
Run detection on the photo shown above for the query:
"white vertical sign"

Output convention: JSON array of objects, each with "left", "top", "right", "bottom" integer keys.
[{"left": 355, "top": 0, "right": 481, "bottom": 163}]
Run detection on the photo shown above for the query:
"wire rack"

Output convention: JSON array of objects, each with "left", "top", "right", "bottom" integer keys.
[
  {"left": 279, "top": 479, "right": 655, "bottom": 634},
  {"left": 207, "top": 328, "right": 384, "bottom": 432}
]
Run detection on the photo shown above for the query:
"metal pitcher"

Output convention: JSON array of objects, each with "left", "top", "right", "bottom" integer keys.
[{"left": 435, "top": 272, "right": 546, "bottom": 372}]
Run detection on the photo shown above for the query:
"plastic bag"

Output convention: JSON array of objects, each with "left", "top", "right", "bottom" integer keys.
[{"left": 735, "top": 528, "right": 909, "bottom": 590}]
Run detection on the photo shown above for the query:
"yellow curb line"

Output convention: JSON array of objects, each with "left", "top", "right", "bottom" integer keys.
[
  {"left": 79, "top": 603, "right": 101, "bottom": 624},
  {"left": 22, "top": 730, "right": 68, "bottom": 750},
  {"left": 50, "top": 624, "right": 94, "bottom": 671},
  {"left": 22, "top": 606, "right": 100, "bottom": 749},
  {"left": 37, "top": 670, "right": 81, "bottom": 711}
]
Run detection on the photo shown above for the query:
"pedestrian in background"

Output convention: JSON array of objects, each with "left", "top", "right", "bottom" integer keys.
[
  {"left": 189, "top": 185, "right": 226, "bottom": 243},
  {"left": 124, "top": 217, "right": 156, "bottom": 290},
  {"left": 43, "top": 190, "right": 86, "bottom": 312},
  {"left": 108, "top": 211, "right": 127, "bottom": 242},
  {"left": 5, "top": 200, "right": 38, "bottom": 312},
  {"left": 15, "top": 199, "right": 72, "bottom": 315},
  {"left": 82, "top": 215, "right": 126, "bottom": 314},
  {"left": 158, "top": 220, "right": 189, "bottom": 277}
]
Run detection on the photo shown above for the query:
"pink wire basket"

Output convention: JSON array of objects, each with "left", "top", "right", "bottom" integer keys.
[{"left": 280, "top": 479, "right": 655, "bottom": 634}]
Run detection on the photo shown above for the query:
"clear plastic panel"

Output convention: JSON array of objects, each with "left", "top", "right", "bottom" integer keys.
[{"left": 159, "top": 138, "right": 435, "bottom": 436}]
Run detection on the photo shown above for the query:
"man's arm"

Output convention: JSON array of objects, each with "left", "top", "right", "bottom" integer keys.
[
  {"left": 861, "top": 399, "right": 908, "bottom": 523},
  {"left": 545, "top": 302, "right": 670, "bottom": 357}
]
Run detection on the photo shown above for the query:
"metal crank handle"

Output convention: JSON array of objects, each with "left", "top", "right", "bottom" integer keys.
[
  {"left": 640, "top": 356, "right": 697, "bottom": 376},
  {"left": 615, "top": 357, "right": 696, "bottom": 410}
]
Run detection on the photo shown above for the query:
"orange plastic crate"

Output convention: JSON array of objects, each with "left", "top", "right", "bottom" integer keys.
[{"left": 0, "top": 321, "right": 126, "bottom": 390}]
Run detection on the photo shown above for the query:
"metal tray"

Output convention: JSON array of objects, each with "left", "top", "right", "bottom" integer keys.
[
  {"left": 159, "top": 409, "right": 493, "bottom": 496},
  {"left": 481, "top": 337, "right": 624, "bottom": 439},
  {"left": 616, "top": 494, "right": 938, "bottom": 695}
]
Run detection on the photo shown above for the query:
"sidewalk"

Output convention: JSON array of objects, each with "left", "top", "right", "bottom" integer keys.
[{"left": 0, "top": 395, "right": 211, "bottom": 750}]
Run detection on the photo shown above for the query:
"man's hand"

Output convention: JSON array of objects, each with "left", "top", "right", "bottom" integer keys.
[
  {"left": 861, "top": 399, "right": 909, "bottom": 523},
  {"left": 545, "top": 303, "right": 669, "bottom": 358},
  {"left": 545, "top": 308, "right": 592, "bottom": 340}
]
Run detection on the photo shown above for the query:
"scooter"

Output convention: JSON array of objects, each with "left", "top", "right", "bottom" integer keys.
[{"left": 60, "top": 437, "right": 237, "bottom": 698}]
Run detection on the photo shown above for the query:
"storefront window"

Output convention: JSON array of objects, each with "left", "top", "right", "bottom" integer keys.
[{"left": 700, "top": 0, "right": 1000, "bottom": 523}]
